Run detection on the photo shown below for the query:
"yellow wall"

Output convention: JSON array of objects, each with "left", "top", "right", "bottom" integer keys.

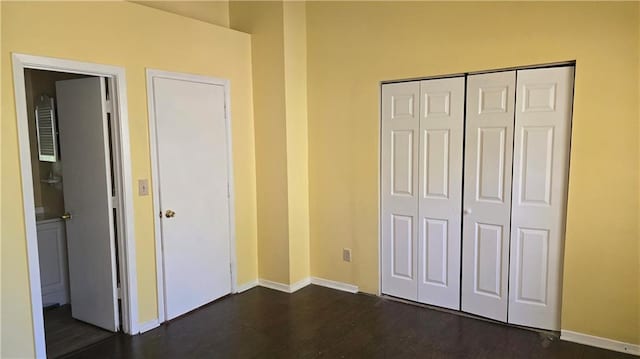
[
  {"left": 306, "top": 1, "right": 639, "bottom": 344},
  {"left": 283, "top": 1, "right": 310, "bottom": 284},
  {"left": 132, "top": 0, "right": 230, "bottom": 28},
  {"left": 230, "top": 1, "right": 311, "bottom": 285},
  {"left": 230, "top": 1, "right": 291, "bottom": 284},
  {"left": 1, "top": 2, "right": 258, "bottom": 357}
]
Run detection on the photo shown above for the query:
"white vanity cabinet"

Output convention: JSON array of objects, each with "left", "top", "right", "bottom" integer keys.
[{"left": 36, "top": 218, "right": 70, "bottom": 306}]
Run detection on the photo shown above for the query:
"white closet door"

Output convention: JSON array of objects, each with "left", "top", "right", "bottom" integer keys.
[
  {"left": 508, "top": 67, "right": 574, "bottom": 330},
  {"left": 151, "top": 76, "right": 232, "bottom": 320},
  {"left": 381, "top": 82, "right": 419, "bottom": 300},
  {"left": 461, "top": 71, "right": 516, "bottom": 321},
  {"left": 417, "top": 77, "right": 465, "bottom": 309}
]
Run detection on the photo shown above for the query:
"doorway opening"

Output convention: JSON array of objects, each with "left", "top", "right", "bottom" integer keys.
[{"left": 13, "top": 54, "right": 138, "bottom": 358}]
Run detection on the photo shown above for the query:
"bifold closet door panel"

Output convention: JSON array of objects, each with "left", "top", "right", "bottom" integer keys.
[
  {"left": 508, "top": 67, "right": 574, "bottom": 330},
  {"left": 417, "top": 77, "right": 465, "bottom": 310},
  {"left": 381, "top": 82, "right": 420, "bottom": 300},
  {"left": 461, "top": 71, "right": 516, "bottom": 322}
]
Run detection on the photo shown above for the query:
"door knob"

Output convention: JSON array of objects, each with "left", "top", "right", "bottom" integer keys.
[
  {"left": 165, "top": 209, "right": 176, "bottom": 218},
  {"left": 61, "top": 212, "right": 72, "bottom": 220},
  {"left": 463, "top": 208, "right": 472, "bottom": 215}
]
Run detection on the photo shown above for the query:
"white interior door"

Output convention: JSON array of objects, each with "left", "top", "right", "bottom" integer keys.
[
  {"left": 417, "top": 77, "right": 464, "bottom": 309},
  {"left": 56, "top": 77, "right": 119, "bottom": 331},
  {"left": 461, "top": 71, "right": 516, "bottom": 321},
  {"left": 151, "top": 75, "right": 232, "bottom": 320},
  {"left": 508, "top": 67, "right": 574, "bottom": 330},
  {"left": 381, "top": 82, "right": 419, "bottom": 300}
]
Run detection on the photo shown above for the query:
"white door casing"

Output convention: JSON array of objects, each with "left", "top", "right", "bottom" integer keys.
[
  {"left": 417, "top": 77, "right": 465, "bottom": 310},
  {"left": 508, "top": 67, "right": 574, "bottom": 330},
  {"left": 461, "top": 71, "right": 516, "bottom": 322},
  {"left": 381, "top": 81, "right": 420, "bottom": 300},
  {"left": 56, "top": 77, "right": 119, "bottom": 331},
  {"left": 151, "top": 75, "right": 232, "bottom": 320}
]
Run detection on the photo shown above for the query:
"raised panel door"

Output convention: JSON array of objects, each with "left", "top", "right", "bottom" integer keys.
[
  {"left": 461, "top": 71, "right": 516, "bottom": 321},
  {"left": 508, "top": 66, "right": 574, "bottom": 330},
  {"left": 417, "top": 77, "right": 465, "bottom": 309},
  {"left": 382, "top": 82, "right": 419, "bottom": 300}
]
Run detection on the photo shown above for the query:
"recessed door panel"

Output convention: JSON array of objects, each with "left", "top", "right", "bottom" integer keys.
[
  {"left": 519, "top": 127, "right": 554, "bottom": 206},
  {"left": 479, "top": 87, "right": 508, "bottom": 113},
  {"left": 474, "top": 223, "right": 503, "bottom": 298},
  {"left": 417, "top": 77, "right": 464, "bottom": 309},
  {"left": 476, "top": 127, "right": 506, "bottom": 202},
  {"left": 392, "top": 94, "right": 415, "bottom": 119},
  {"left": 391, "top": 130, "right": 414, "bottom": 196},
  {"left": 423, "top": 129, "right": 449, "bottom": 199},
  {"left": 425, "top": 91, "right": 451, "bottom": 117},
  {"left": 514, "top": 228, "right": 549, "bottom": 305},
  {"left": 382, "top": 82, "right": 419, "bottom": 300},
  {"left": 508, "top": 66, "right": 574, "bottom": 330},
  {"left": 462, "top": 71, "right": 515, "bottom": 322},
  {"left": 392, "top": 215, "right": 414, "bottom": 279},
  {"left": 422, "top": 218, "right": 448, "bottom": 286}
]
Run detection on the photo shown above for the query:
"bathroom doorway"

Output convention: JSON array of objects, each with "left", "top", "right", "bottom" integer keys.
[{"left": 13, "top": 54, "right": 139, "bottom": 358}]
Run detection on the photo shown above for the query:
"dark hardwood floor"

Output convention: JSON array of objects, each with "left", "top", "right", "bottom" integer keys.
[
  {"left": 63, "top": 285, "right": 632, "bottom": 358},
  {"left": 45, "top": 305, "right": 114, "bottom": 358}
]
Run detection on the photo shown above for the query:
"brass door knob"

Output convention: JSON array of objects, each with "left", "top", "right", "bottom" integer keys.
[
  {"left": 165, "top": 209, "right": 176, "bottom": 218},
  {"left": 61, "top": 212, "right": 72, "bottom": 220}
]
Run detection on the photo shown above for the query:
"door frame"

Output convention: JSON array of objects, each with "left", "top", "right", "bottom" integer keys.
[
  {"left": 12, "top": 53, "right": 139, "bottom": 358},
  {"left": 145, "top": 69, "right": 237, "bottom": 324}
]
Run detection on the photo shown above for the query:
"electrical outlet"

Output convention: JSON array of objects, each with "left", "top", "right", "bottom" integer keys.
[
  {"left": 138, "top": 179, "right": 149, "bottom": 196},
  {"left": 343, "top": 248, "right": 352, "bottom": 262}
]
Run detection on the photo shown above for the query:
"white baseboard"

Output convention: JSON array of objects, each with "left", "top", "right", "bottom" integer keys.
[
  {"left": 561, "top": 330, "right": 640, "bottom": 356},
  {"left": 252, "top": 276, "right": 359, "bottom": 295},
  {"left": 290, "top": 277, "right": 312, "bottom": 292},
  {"left": 258, "top": 278, "right": 310, "bottom": 293},
  {"left": 137, "top": 319, "right": 160, "bottom": 334},
  {"left": 235, "top": 280, "right": 259, "bottom": 293},
  {"left": 311, "top": 277, "right": 359, "bottom": 293}
]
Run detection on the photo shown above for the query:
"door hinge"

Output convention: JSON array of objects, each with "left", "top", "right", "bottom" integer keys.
[
  {"left": 105, "top": 99, "right": 113, "bottom": 114},
  {"left": 117, "top": 286, "right": 122, "bottom": 299}
]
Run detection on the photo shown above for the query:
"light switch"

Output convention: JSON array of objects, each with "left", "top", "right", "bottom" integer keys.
[{"left": 138, "top": 179, "right": 149, "bottom": 196}]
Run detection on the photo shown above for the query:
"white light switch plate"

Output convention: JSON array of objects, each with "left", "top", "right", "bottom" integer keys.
[
  {"left": 343, "top": 248, "right": 352, "bottom": 262},
  {"left": 138, "top": 179, "right": 149, "bottom": 196}
]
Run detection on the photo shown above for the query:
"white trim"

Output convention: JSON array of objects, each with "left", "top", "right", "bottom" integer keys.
[
  {"left": 254, "top": 277, "right": 358, "bottom": 294},
  {"left": 137, "top": 319, "right": 160, "bottom": 334},
  {"left": 106, "top": 74, "right": 139, "bottom": 335},
  {"left": 257, "top": 278, "right": 311, "bottom": 293},
  {"left": 12, "top": 54, "right": 46, "bottom": 359},
  {"left": 12, "top": 53, "right": 139, "bottom": 357},
  {"left": 146, "top": 69, "right": 236, "bottom": 325},
  {"left": 258, "top": 279, "right": 295, "bottom": 293},
  {"left": 311, "top": 277, "right": 359, "bottom": 294},
  {"left": 561, "top": 330, "right": 640, "bottom": 356},
  {"left": 377, "top": 83, "right": 383, "bottom": 297},
  {"left": 290, "top": 277, "right": 312, "bottom": 292},
  {"left": 235, "top": 280, "right": 259, "bottom": 293}
]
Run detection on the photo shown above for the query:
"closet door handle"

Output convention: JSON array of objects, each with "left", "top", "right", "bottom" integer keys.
[{"left": 463, "top": 208, "right": 472, "bottom": 215}]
